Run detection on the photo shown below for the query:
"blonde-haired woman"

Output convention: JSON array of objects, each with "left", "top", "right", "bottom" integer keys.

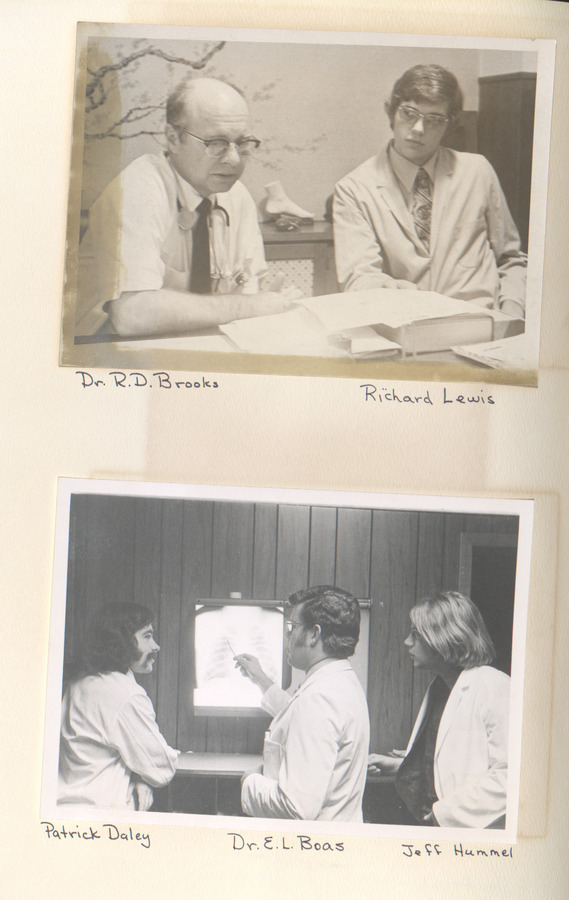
[{"left": 369, "top": 592, "right": 509, "bottom": 829}]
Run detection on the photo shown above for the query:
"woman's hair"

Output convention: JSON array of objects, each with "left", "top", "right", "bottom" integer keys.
[
  {"left": 410, "top": 591, "right": 496, "bottom": 669},
  {"left": 75, "top": 602, "right": 155, "bottom": 677},
  {"left": 386, "top": 64, "right": 464, "bottom": 125}
]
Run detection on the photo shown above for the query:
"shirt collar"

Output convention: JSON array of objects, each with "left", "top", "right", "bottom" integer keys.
[
  {"left": 166, "top": 155, "right": 214, "bottom": 211},
  {"left": 388, "top": 141, "right": 439, "bottom": 192},
  {"left": 301, "top": 657, "right": 352, "bottom": 688}
]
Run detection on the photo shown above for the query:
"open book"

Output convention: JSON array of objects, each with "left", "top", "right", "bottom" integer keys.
[
  {"left": 220, "top": 309, "right": 402, "bottom": 358},
  {"left": 219, "top": 289, "right": 523, "bottom": 359},
  {"left": 301, "top": 289, "right": 523, "bottom": 356}
]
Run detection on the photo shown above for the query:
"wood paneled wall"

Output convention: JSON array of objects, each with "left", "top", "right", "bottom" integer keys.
[{"left": 65, "top": 495, "right": 518, "bottom": 755}]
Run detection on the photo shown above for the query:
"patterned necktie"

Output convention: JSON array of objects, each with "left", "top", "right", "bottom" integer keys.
[
  {"left": 412, "top": 167, "right": 432, "bottom": 252},
  {"left": 189, "top": 197, "right": 212, "bottom": 294}
]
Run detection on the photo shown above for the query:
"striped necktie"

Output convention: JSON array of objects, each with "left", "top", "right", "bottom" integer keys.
[
  {"left": 412, "top": 167, "right": 432, "bottom": 252},
  {"left": 189, "top": 197, "right": 212, "bottom": 294}
]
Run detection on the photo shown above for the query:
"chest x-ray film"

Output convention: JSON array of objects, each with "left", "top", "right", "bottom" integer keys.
[{"left": 194, "top": 604, "right": 284, "bottom": 710}]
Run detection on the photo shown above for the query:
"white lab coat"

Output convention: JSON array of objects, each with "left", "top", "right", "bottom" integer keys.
[
  {"left": 333, "top": 145, "right": 527, "bottom": 311},
  {"left": 58, "top": 670, "right": 178, "bottom": 808},
  {"left": 405, "top": 666, "right": 510, "bottom": 828},
  {"left": 241, "top": 659, "right": 370, "bottom": 821}
]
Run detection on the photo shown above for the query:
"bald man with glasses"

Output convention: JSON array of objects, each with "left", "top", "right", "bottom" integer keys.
[
  {"left": 333, "top": 64, "right": 527, "bottom": 319},
  {"left": 77, "top": 78, "right": 298, "bottom": 337}
]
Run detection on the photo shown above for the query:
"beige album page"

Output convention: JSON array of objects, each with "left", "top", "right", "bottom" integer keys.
[{"left": 1, "top": 1, "right": 568, "bottom": 898}]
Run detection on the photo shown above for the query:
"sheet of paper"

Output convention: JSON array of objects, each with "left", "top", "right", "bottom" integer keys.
[
  {"left": 111, "top": 334, "right": 234, "bottom": 353},
  {"left": 263, "top": 737, "right": 282, "bottom": 781},
  {"left": 302, "top": 288, "right": 492, "bottom": 332},
  {"left": 220, "top": 307, "right": 350, "bottom": 356},
  {"left": 452, "top": 333, "right": 535, "bottom": 369},
  {"left": 338, "top": 326, "right": 402, "bottom": 357}
]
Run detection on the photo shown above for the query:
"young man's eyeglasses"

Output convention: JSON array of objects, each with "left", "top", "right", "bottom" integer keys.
[
  {"left": 397, "top": 106, "right": 449, "bottom": 130},
  {"left": 284, "top": 619, "right": 304, "bottom": 634},
  {"left": 182, "top": 130, "right": 261, "bottom": 157}
]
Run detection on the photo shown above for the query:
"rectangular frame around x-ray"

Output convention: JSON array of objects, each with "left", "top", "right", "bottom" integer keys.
[{"left": 191, "top": 596, "right": 371, "bottom": 716}]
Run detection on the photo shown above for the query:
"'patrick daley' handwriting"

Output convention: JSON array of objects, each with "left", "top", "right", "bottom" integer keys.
[{"left": 41, "top": 821, "right": 151, "bottom": 849}]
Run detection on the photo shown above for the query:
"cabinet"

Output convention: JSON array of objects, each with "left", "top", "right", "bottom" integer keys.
[
  {"left": 477, "top": 72, "right": 536, "bottom": 252},
  {"left": 261, "top": 221, "right": 338, "bottom": 296}
]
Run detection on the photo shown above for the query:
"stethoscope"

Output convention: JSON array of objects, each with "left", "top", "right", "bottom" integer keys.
[{"left": 177, "top": 198, "right": 247, "bottom": 291}]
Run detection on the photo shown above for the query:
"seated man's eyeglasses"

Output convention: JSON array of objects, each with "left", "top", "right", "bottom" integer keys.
[
  {"left": 183, "top": 130, "right": 261, "bottom": 157},
  {"left": 397, "top": 106, "right": 449, "bottom": 130},
  {"left": 284, "top": 619, "right": 303, "bottom": 634}
]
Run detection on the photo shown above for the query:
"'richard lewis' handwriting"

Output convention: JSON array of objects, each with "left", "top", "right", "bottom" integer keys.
[{"left": 360, "top": 384, "right": 495, "bottom": 405}]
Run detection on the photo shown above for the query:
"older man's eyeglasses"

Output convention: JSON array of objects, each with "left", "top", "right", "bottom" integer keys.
[
  {"left": 284, "top": 619, "right": 303, "bottom": 634},
  {"left": 183, "top": 130, "right": 261, "bottom": 157},
  {"left": 397, "top": 106, "right": 449, "bottom": 130}
]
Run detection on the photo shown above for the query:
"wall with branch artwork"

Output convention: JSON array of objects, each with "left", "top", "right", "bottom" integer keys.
[{"left": 78, "top": 37, "right": 537, "bottom": 219}]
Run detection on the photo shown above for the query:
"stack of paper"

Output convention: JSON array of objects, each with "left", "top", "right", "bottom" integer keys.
[
  {"left": 334, "top": 326, "right": 401, "bottom": 358},
  {"left": 451, "top": 333, "right": 535, "bottom": 369},
  {"left": 302, "top": 289, "right": 522, "bottom": 356}
]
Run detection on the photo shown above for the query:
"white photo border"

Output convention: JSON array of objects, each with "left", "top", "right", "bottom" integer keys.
[
  {"left": 60, "top": 23, "right": 555, "bottom": 385},
  {"left": 42, "top": 478, "right": 533, "bottom": 845}
]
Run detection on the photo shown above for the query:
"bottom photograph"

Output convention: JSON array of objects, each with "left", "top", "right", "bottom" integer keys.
[{"left": 42, "top": 480, "right": 533, "bottom": 843}]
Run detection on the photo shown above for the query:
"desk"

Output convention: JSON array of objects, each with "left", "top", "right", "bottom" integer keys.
[
  {"left": 154, "top": 751, "right": 409, "bottom": 822},
  {"left": 364, "top": 771, "right": 417, "bottom": 826},
  {"left": 70, "top": 298, "right": 534, "bottom": 386},
  {"left": 176, "top": 751, "right": 262, "bottom": 775},
  {"left": 261, "top": 221, "right": 338, "bottom": 296},
  {"left": 156, "top": 752, "right": 262, "bottom": 816}
]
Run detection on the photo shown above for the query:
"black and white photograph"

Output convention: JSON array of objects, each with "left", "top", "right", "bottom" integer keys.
[
  {"left": 42, "top": 480, "right": 532, "bottom": 843},
  {"left": 60, "top": 24, "right": 555, "bottom": 385},
  {"left": 3, "top": 0, "right": 569, "bottom": 896}
]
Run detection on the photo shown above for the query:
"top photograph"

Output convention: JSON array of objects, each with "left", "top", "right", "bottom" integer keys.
[{"left": 60, "top": 24, "right": 555, "bottom": 386}]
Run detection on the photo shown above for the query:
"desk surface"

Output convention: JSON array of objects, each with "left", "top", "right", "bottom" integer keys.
[
  {"left": 71, "top": 301, "right": 533, "bottom": 382},
  {"left": 175, "top": 751, "right": 395, "bottom": 783},
  {"left": 77, "top": 330, "right": 488, "bottom": 367},
  {"left": 176, "top": 751, "right": 262, "bottom": 776},
  {"left": 260, "top": 220, "right": 333, "bottom": 244}
]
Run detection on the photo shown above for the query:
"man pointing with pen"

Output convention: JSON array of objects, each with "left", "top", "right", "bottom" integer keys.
[{"left": 235, "top": 586, "right": 370, "bottom": 822}]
